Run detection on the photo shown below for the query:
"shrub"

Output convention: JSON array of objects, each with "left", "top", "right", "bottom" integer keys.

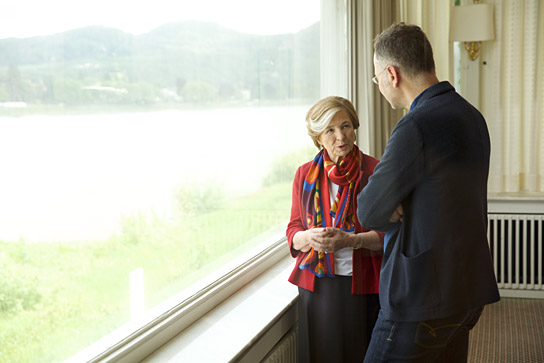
[
  {"left": 174, "top": 181, "right": 225, "bottom": 216},
  {"left": 263, "top": 146, "right": 315, "bottom": 186},
  {"left": 0, "top": 265, "right": 41, "bottom": 313}
]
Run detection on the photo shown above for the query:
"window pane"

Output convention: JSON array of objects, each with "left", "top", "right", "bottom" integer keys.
[{"left": 0, "top": 1, "right": 319, "bottom": 361}]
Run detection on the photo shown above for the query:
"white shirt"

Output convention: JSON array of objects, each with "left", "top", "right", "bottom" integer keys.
[{"left": 329, "top": 181, "right": 354, "bottom": 276}]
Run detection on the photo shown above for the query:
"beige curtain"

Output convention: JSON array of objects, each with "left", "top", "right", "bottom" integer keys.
[
  {"left": 351, "top": 0, "right": 403, "bottom": 158},
  {"left": 398, "top": 0, "right": 453, "bottom": 83},
  {"left": 370, "top": 1, "right": 405, "bottom": 158},
  {"left": 483, "top": 0, "right": 544, "bottom": 193}
]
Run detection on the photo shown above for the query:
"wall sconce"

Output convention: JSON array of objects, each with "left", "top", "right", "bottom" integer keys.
[{"left": 450, "top": 3, "right": 495, "bottom": 61}]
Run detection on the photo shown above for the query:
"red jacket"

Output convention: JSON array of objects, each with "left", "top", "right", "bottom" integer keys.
[{"left": 286, "top": 152, "right": 384, "bottom": 295}]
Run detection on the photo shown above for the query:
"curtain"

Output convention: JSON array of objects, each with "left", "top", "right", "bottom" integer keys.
[
  {"left": 483, "top": 0, "right": 544, "bottom": 193},
  {"left": 370, "top": 1, "right": 405, "bottom": 158},
  {"left": 398, "top": 0, "right": 453, "bottom": 83},
  {"left": 351, "top": 0, "right": 403, "bottom": 158}
]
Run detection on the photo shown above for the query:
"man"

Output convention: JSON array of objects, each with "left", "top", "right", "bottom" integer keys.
[{"left": 357, "top": 23, "right": 500, "bottom": 362}]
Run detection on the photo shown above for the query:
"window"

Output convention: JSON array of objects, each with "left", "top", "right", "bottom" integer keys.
[{"left": 0, "top": 1, "right": 320, "bottom": 361}]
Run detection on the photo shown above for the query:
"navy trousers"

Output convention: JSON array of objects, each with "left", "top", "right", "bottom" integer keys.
[{"left": 363, "top": 306, "right": 484, "bottom": 362}]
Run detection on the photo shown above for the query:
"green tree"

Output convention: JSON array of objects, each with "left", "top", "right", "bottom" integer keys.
[
  {"left": 123, "top": 82, "right": 157, "bottom": 105},
  {"left": 176, "top": 77, "right": 187, "bottom": 97},
  {"left": 5, "top": 66, "right": 23, "bottom": 101},
  {"left": 0, "top": 85, "right": 8, "bottom": 102},
  {"left": 182, "top": 81, "right": 216, "bottom": 104},
  {"left": 174, "top": 182, "right": 225, "bottom": 216}
]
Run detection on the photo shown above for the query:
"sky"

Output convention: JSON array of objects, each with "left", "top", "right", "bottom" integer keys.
[{"left": 0, "top": 0, "right": 320, "bottom": 39}]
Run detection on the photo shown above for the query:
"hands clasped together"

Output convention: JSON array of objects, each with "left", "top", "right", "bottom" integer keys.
[{"left": 295, "top": 227, "right": 355, "bottom": 253}]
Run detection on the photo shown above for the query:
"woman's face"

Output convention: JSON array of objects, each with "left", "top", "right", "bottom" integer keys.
[{"left": 318, "top": 110, "right": 356, "bottom": 164}]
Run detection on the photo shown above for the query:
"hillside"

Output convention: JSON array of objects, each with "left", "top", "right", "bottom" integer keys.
[{"left": 0, "top": 21, "right": 319, "bottom": 107}]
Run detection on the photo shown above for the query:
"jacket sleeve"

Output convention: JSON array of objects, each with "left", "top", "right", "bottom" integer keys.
[
  {"left": 286, "top": 165, "right": 306, "bottom": 258},
  {"left": 356, "top": 154, "right": 385, "bottom": 253},
  {"left": 357, "top": 117, "right": 424, "bottom": 231}
]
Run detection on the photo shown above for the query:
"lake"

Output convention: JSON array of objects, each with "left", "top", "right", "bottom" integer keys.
[{"left": 0, "top": 105, "right": 314, "bottom": 242}]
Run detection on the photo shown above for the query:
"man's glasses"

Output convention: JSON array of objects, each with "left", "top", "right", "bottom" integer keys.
[{"left": 372, "top": 66, "right": 388, "bottom": 85}]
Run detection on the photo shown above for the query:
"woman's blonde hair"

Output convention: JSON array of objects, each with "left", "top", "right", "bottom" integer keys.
[{"left": 306, "top": 96, "right": 360, "bottom": 149}]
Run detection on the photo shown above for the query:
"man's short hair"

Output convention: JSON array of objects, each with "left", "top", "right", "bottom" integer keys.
[{"left": 374, "top": 22, "right": 435, "bottom": 77}]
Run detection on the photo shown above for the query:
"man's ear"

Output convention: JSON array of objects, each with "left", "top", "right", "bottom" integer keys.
[{"left": 387, "top": 66, "right": 400, "bottom": 88}]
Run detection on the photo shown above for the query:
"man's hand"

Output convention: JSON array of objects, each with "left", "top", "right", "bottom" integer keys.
[{"left": 389, "top": 203, "right": 404, "bottom": 223}]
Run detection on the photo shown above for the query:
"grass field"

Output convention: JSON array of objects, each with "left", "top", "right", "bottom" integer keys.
[{"left": 0, "top": 181, "right": 293, "bottom": 362}]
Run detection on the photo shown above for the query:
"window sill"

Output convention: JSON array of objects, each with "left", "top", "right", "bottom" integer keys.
[
  {"left": 488, "top": 192, "right": 544, "bottom": 214},
  {"left": 142, "top": 255, "right": 298, "bottom": 362}
]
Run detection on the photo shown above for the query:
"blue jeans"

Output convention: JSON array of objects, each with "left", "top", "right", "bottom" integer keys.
[{"left": 363, "top": 306, "right": 484, "bottom": 362}]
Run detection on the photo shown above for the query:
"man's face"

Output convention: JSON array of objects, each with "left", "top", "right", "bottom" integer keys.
[{"left": 373, "top": 54, "right": 402, "bottom": 110}]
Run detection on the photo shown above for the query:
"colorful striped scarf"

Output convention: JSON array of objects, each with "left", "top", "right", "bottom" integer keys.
[{"left": 299, "top": 145, "right": 362, "bottom": 277}]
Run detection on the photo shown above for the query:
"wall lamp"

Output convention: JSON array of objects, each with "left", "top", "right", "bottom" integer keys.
[{"left": 450, "top": 2, "right": 495, "bottom": 61}]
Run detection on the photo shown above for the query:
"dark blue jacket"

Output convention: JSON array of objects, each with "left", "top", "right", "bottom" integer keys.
[{"left": 357, "top": 81, "right": 500, "bottom": 321}]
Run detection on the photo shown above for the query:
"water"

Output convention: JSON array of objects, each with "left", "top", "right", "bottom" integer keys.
[{"left": 0, "top": 105, "right": 313, "bottom": 242}]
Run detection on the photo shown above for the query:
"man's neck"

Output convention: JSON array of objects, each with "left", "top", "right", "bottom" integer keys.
[{"left": 403, "top": 74, "right": 440, "bottom": 109}]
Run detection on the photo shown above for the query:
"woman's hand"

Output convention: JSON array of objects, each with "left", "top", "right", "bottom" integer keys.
[
  {"left": 294, "top": 228, "right": 382, "bottom": 253},
  {"left": 292, "top": 229, "right": 313, "bottom": 252},
  {"left": 306, "top": 227, "right": 356, "bottom": 253},
  {"left": 294, "top": 228, "right": 344, "bottom": 253}
]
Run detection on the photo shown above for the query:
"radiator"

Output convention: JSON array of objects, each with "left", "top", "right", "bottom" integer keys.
[
  {"left": 262, "top": 326, "right": 297, "bottom": 363},
  {"left": 488, "top": 213, "right": 544, "bottom": 297}
]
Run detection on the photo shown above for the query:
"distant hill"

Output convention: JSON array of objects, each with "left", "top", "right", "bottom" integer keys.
[{"left": 0, "top": 21, "right": 320, "bottom": 107}]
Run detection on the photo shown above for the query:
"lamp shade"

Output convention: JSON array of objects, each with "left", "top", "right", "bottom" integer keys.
[{"left": 450, "top": 3, "right": 495, "bottom": 42}]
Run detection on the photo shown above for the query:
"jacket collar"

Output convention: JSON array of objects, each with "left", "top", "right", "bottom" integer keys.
[{"left": 410, "top": 81, "right": 454, "bottom": 111}]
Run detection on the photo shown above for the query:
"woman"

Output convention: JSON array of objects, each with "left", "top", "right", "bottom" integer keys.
[{"left": 286, "top": 96, "right": 384, "bottom": 363}]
